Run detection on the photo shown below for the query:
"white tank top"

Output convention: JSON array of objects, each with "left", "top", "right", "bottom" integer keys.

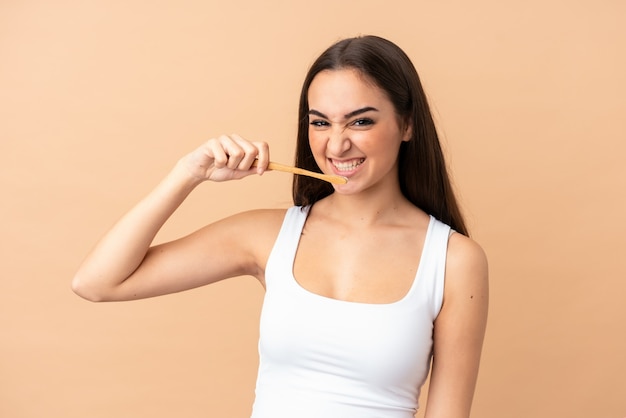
[{"left": 251, "top": 206, "right": 451, "bottom": 418}]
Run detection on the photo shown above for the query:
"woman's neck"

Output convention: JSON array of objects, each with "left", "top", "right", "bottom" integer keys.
[{"left": 313, "top": 187, "right": 421, "bottom": 227}]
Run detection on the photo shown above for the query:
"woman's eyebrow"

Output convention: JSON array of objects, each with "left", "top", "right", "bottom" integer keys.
[{"left": 308, "top": 106, "right": 379, "bottom": 120}]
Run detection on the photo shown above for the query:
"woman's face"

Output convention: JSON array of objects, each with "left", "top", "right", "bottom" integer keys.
[{"left": 307, "top": 68, "right": 411, "bottom": 195}]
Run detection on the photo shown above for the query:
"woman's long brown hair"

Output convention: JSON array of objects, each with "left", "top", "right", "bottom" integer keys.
[{"left": 293, "top": 35, "right": 468, "bottom": 236}]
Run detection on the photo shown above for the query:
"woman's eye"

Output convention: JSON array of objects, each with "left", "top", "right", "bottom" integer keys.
[
  {"left": 310, "top": 120, "right": 329, "bottom": 127},
  {"left": 351, "top": 118, "right": 374, "bottom": 127}
]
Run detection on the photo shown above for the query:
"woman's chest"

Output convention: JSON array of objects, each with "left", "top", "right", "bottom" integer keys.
[{"left": 293, "top": 226, "right": 425, "bottom": 304}]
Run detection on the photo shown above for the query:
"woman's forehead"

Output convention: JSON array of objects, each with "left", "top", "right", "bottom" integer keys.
[{"left": 307, "top": 69, "right": 392, "bottom": 116}]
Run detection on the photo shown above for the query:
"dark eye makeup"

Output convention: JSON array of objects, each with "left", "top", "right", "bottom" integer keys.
[
  {"left": 351, "top": 118, "right": 374, "bottom": 127},
  {"left": 308, "top": 116, "right": 376, "bottom": 129},
  {"left": 309, "top": 119, "right": 330, "bottom": 127}
]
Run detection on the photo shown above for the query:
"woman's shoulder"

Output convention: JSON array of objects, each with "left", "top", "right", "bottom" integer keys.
[
  {"left": 445, "top": 232, "right": 489, "bottom": 296},
  {"left": 448, "top": 231, "right": 486, "bottom": 258},
  {"left": 222, "top": 207, "right": 289, "bottom": 229},
  {"left": 205, "top": 208, "right": 290, "bottom": 276}
]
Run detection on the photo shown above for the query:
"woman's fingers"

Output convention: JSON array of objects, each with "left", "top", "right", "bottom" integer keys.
[
  {"left": 196, "top": 134, "right": 269, "bottom": 181},
  {"left": 251, "top": 140, "right": 270, "bottom": 175},
  {"left": 224, "top": 134, "right": 258, "bottom": 170}
]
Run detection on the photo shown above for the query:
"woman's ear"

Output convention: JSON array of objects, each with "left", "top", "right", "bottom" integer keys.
[{"left": 402, "top": 121, "right": 413, "bottom": 142}]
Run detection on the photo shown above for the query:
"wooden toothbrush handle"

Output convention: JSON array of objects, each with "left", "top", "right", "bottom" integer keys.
[{"left": 252, "top": 161, "right": 347, "bottom": 184}]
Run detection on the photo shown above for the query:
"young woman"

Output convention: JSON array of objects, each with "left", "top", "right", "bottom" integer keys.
[{"left": 73, "top": 35, "right": 488, "bottom": 418}]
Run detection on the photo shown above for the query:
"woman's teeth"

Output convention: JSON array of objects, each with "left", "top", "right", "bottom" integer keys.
[{"left": 332, "top": 158, "right": 365, "bottom": 172}]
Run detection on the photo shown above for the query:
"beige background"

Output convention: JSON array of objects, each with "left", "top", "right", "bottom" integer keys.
[{"left": 1, "top": 1, "right": 625, "bottom": 417}]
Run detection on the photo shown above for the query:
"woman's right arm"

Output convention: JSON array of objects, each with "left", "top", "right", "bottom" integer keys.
[{"left": 71, "top": 134, "right": 270, "bottom": 302}]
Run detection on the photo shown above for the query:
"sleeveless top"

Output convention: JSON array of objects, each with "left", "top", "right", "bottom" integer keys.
[{"left": 250, "top": 206, "right": 451, "bottom": 418}]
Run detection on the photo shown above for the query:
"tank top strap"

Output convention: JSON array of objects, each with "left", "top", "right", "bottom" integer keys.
[
  {"left": 265, "top": 206, "right": 309, "bottom": 290},
  {"left": 410, "top": 216, "right": 452, "bottom": 319}
]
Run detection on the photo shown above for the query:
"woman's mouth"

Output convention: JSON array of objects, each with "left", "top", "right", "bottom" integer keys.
[{"left": 331, "top": 158, "right": 366, "bottom": 172}]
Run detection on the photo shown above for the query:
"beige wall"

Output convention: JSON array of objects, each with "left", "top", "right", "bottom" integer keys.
[{"left": 1, "top": 1, "right": 625, "bottom": 417}]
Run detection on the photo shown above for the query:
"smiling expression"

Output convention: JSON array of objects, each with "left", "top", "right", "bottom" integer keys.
[{"left": 307, "top": 68, "right": 411, "bottom": 194}]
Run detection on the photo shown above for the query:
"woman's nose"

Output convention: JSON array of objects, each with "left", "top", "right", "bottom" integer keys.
[{"left": 326, "top": 127, "right": 351, "bottom": 155}]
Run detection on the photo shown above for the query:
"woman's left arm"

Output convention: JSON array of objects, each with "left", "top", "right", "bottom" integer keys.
[{"left": 423, "top": 233, "right": 489, "bottom": 418}]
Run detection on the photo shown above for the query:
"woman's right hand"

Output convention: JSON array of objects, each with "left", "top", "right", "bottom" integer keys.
[{"left": 180, "top": 134, "right": 270, "bottom": 183}]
